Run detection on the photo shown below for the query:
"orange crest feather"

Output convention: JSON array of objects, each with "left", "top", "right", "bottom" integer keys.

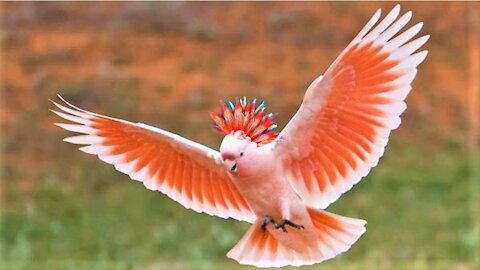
[{"left": 210, "top": 97, "right": 278, "bottom": 144}]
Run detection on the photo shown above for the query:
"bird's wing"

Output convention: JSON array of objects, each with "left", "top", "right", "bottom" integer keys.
[
  {"left": 51, "top": 96, "right": 256, "bottom": 223},
  {"left": 274, "top": 5, "right": 429, "bottom": 209}
]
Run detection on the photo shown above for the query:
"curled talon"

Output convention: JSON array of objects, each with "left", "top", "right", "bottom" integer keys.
[
  {"left": 275, "top": 222, "right": 288, "bottom": 232},
  {"left": 261, "top": 216, "right": 274, "bottom": 234},
  {"left": 274, "top": 219, "right": 304, "bottom": 233},
  {"left": 285, "top": 219, "right": 305, "bottom": 230}
]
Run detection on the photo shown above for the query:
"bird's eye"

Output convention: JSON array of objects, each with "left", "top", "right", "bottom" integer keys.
[{"left": 240, "top": 152, "right": 244, "bottom": 157}]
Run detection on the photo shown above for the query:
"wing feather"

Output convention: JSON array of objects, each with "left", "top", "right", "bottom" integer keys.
[
  {"left": 275, "top": 5, "right": 428, "bottom": 209},
  {"left": 52, "top": 96, "right": 255, "bottom": 223}
]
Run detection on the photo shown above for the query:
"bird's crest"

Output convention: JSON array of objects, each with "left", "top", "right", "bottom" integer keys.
[{"left": 210, "top": 97, "right": 278, "bottom": 144}]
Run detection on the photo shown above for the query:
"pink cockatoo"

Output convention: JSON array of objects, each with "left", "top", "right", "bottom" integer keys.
[{"left": 51, "top": 5, "right": 428, "bottom": 267}]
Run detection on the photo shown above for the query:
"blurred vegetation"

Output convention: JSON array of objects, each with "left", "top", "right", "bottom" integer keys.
[
  {"left": 2, "top": 142, "right": 475, "bottom": 270},
  {"left": 1, "top": 2, "right": 478, "bottom": 269}
]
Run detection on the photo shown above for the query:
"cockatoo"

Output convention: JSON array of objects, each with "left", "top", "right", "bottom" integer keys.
[{"left": 51, "top": 5, "right": 428, "bottom": 267}]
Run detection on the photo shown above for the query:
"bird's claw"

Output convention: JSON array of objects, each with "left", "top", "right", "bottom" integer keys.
[
  {"left": 261, "top": 216, "right": 273, "bottom": 234},
  {"left": 274, "top": 219, "right": 305, "bottom": 232},
  {"left": 261, "top": 216, "right": 304, "bottom": 233}
]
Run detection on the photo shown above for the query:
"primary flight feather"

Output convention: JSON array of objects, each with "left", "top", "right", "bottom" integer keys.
[{"left": 51, "top": 5, "right": 428, "bottom": 267}]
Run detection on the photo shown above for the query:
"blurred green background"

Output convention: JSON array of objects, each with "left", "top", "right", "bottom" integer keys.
[{"left": 1, "top": 2, "right": 479, "bottom": 270}]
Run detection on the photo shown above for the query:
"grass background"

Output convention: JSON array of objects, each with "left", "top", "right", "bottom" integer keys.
[
  {"left": 3, "top": 142, "right": 473, "bottom": 269},
  {"left": 1, "top": 2, "right": 479, "bottom": 269}
]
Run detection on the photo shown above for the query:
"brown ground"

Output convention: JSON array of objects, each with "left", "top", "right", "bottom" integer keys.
[{"left": 1, "top": 2, "right": 475, "bottom": 187}]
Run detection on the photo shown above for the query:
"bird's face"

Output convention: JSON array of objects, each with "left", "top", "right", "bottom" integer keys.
[{"left": 220, "top": 131, "right": 257, "bottom": 176}]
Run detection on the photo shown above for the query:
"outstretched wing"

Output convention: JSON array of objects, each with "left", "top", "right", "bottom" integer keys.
[
  {"left": 51, "top": 96, "right": 256, "bottom": 223},
  {"left": 275, "top": 5, "right": 429, "bottom": 209}
]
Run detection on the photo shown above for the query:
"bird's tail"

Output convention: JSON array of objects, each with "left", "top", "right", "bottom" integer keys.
[{"left": 226, "top": 207, "right": 366, "bottom": 268}]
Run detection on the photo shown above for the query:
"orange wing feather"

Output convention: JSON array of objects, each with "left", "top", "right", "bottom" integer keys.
[
  {"left": 276, "top": 5, "right": 429, "bottom": 209},
  {"left": 51, "top": 96, "right": 255, "bottom": 223}
]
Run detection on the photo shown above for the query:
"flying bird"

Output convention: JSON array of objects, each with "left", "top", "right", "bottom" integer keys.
[{"left": 51, "top": 5, "right": 428, "bottom": 267}]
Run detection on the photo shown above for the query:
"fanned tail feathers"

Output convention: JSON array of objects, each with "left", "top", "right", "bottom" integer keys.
[{"left": 227, "top": 208, "right": 366, "bottom": 268}]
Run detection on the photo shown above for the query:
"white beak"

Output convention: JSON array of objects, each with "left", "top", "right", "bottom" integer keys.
[{"left": 224, "top": 159, "right": 237, "bottom": 173}]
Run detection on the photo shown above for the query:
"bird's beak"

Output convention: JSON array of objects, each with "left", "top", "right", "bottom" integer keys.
[{"left": 224, "top": 159, "right": 237, "bottom": 173}]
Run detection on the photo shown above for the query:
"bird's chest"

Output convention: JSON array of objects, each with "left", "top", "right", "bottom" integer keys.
[{"left": 230, "top": 159, "right": 291, "bottom": 218}]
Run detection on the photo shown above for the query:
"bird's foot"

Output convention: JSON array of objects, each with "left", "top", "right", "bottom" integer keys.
[
  {"left": 274, "top": 219, "right": 305, "bottom": 233},
  {"left": 261, "top": 216, "right": 274, "bottom": 234}
]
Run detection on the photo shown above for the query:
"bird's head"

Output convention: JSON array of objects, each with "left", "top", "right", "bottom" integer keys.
[
  {"left": 210, "top": 97, "right": 278, "bottom": 175},
  {"left": 219, "top": 131, "right": 257, "bottom": 174}
]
